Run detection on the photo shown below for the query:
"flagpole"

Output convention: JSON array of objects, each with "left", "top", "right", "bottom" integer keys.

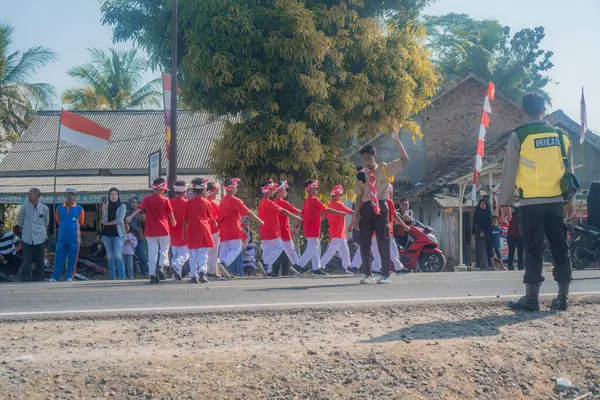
[
  {"left": 52, "top": 109, "right": 63, "bottom": 240},
  {"left": 168, "top": 0, "right": 179, "bottom": 196}
]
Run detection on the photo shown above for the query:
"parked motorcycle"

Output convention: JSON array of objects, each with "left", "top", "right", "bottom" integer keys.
[
  {"left": 569, "top": 223, "right": 600, "bottom": 270},
  {"left": 398, "top": 220, "right": 446, "bottom": 272}
]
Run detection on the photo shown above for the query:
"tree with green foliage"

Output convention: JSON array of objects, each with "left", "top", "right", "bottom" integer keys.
[
  {"left": 62, "top": 47, "right": 161, "bottom": 110},
  {"left": 424, "top": 13, "right": 554, "bottom": 103},
  {"left": 0, "top": 22, "right": 57, "bottom": 145},
  {"left": 101, "top": 0, "right": 438, "bottom": 192}
]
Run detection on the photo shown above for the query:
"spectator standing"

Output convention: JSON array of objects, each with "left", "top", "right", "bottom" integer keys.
[
  {"left": 473, "top": 199, "right": 492, "bottom": 270},
  {"left": 507, "top": 196, "right": 524, "bottom": 271},
  {"left": 122, "top": 224, "right": 138, "bottom": 279},
  {"left": 489, "top": 216, "right": 506, "bottom": 271},
  {"left": 50, "top": 188, "right": 84, "bottom": 282},
  {"left": 19, "top": 188, "right": 49, "bottom": 281},
  {"left": 101, "top": 188, "right": 127, "bottom": 280},
  {"left": 127, "top": 197, "right": 148, "bottom": 276}
]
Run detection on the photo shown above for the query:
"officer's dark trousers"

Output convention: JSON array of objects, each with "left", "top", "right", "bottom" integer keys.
[
  {"left": 521, "top": 202, "right": 572, "bottom": 284},
  {"left": 359, "top": 200, "right": 391, "bottom": 277}
]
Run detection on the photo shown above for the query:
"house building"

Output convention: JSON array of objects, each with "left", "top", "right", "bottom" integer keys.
[{"left": 0, "top": 109, "right": 225, "bottom": 246}]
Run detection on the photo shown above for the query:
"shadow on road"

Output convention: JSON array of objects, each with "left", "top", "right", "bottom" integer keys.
[
  {"left": 362, "top": 312, "right": 552, "bottom": 342},
  {"left": 247, "top": 283, "right": 361, "bottom": 292}
]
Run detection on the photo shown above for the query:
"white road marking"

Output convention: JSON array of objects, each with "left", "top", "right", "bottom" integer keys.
[{"left": 1, "top": 291, "right": 599, "bottom": 317}]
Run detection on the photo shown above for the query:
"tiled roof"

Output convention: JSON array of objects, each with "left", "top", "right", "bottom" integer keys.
[
  {"left": 433, "top": 194, "right": 478, "bottom": 208},
  {"left": 0, "top": 110, "right": 233, "bottom": 174},
  {"left": 0, "top": 174, "right": 215, "bottom": 195}
]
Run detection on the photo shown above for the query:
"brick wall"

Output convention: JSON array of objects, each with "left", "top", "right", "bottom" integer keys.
[{"left": 420, "top": 77, "right": 527, "bottom": 177}]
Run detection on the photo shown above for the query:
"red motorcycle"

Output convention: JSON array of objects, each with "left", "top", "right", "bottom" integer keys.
[{"left": 398, "top": 220, "right": 446, "bottom": 272}]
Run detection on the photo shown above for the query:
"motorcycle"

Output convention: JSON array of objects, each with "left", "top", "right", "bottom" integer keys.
[
  {"left": 398, "top": 220, "right": 446, "bottom": 272},
  {"left": 77, "top": 257, "right": 109, "bottom": 279},
  {"left": 569, "top": 223, "right": 600, "bottom": 270}
]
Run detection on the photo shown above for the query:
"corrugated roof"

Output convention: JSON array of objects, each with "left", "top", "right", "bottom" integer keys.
[
  {"left": 0, "top": 174, "right": 214, "bottom": 194},
  {"left": 433, "top": 194, "right": 477, "bottom": 208},
  {"left": 0, "top": 110, "right": 232, "bottom": 174}
]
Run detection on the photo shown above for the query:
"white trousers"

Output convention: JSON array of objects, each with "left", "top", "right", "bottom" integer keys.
[
  {"left": 261, "top": 238, "right": 284, "bottom": 273},
  {"left": 298, "top": 237, "right": 321, "bottom": 271},
  {"left": 146, "top": 236, "right": 170, "bottom": 276},
  {"left": 320, "top": 238, "right": 351, "bottom": 270},
  {"left": 170, "top": 245, "right": 189, "bottom": 276},
  {"left": 351, "top": 237, "right": 378, "bottom": 269},
  {"left": 372, "top": 239, "right": 403, "bottom": 271},
  {"left": 189, "top": 247, "right": 210, "bottom": 278},
  {"left": 207, "top": 233, "right": 220, "bottom": 274},
  {"left": 282, "top": 240, "right": 299, "bottom": 265},
  {"left": 219, "top": 239, "right": 242, "bottom": 267}
]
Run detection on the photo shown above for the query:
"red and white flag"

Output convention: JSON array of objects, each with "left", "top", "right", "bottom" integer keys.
[
  {"left": 472, "top": 82, "right": 495, "bottom": 201},
  {"left": 580, "top": 87, "right": 587, "bottom": 144},
  {"left": 59, "top": 110, "right": 111, "bottom": 152}
]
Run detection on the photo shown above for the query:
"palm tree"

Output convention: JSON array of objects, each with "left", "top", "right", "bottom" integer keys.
[
  {"left": 0, "top": 22, "right": 57, "bottom": 140},
  {"left": 62, "top": 48, "right": 161, "bottom": 110}
]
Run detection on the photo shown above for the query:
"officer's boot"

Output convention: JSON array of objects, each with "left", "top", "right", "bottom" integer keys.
[
  {"left": 550, "top": 282, "right": 570, "bottom": 311},
  {"left": 508, "top": 283, "right": 541, "bottom": 312}
]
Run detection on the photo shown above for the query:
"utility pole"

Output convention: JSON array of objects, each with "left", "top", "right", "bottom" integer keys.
[{"left": 168, "top": 0, "right": 178, "bottom": 195}]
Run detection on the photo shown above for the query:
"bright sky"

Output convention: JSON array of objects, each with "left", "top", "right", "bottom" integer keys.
[{"left": 3, "top": 0, "right": 598, "bottom": 128}]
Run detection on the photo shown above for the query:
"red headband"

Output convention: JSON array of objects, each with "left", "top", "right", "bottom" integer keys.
[
  {"left": 330, "top": 185, "right": 343, "bottom": 196},
  {"left": 276, "top": 180, "right": 288, "bottom": 192},
  {"left": 152, "top": 182, "right": 167, "bottom": 190},
  {"left": 192, "top": 178, "right": 209, "bottom": 190},
  {"left": 261, "top": 180, "right": 277, "bottom": 194},
  {"left": 225, "top": 178, "right": 241, "bottom": 192},
  {"left": 305, "top": 180, "right": 318, "bottom": 191},
  {"left": 207, "top": 185, "right": 219, "bottom": 196}
]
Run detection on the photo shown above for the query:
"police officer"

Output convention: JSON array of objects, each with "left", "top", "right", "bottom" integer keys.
[{"left": 499, "top": 92, "right": 575, "bottom": 312}]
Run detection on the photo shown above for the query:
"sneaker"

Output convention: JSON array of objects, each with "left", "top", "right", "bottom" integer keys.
[
  {"left": 49, "top": 278, "right": 58, "bottom": 283},
  {"left": 349, "top": 267, "right": 361, "bottom": 275},
  {"left": 171, "top": 266, "right": 182, "bottom": 281},
  {"left": 218, "top": 263, "right": 232, "bottom": 279},
  {"left": 289, "top": 266, "right": 305, "bottom": 277},
  {"left": 188, "top": 277, "right": 198, "bottom": 284},
  {"left": 207, "top": 273, "right": 218, "bottom": 278},
  {"left": 199, "top": 273, "right": 209, "bottom": 283},
  {"left": 157, "top": 268, "right": 167, "bottom": 281},
  {"left": 312, "top": 269, "right": 329, "bottom": 277},
  {"left": 149, "top": 276, "right": 159, "bottom": 284},
  {"left": 344, "top": 269, "right": 356, "bottom": 275},
  {"left": 360, "top": 275, "right": 375, "bottom": 284},
  {"left": 66, "top": 278, "right": 73, "bottom": 282},
  {"left": 397, "top": 268, "right": 413, "bottom": 274},
  {"left": 377, "top": 276, "right": 392, "bottom": 284},
  {"left": 267, "top": 272, "right": 279, "bottom": 278},
  {"left": 294, "top": 264, "right": 310, "bottom": 274}
]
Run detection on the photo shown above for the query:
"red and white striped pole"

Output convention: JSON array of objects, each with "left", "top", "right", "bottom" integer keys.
[{"left": 472, "top": 82, "right": 495, "bottom": 201}]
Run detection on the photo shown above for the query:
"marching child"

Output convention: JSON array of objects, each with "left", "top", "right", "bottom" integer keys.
[
  {"left": 182, "top": 178, "right": 215, "bottom": 283},
  {"left": 219, "top": 178, "right": 264, "bottom": 277},
  {"left": 295, "top": 180, "right": 347, "bottom": 276},
  {"left": 258, "top": 180, "right": 302, "bottom": 277},
  {"left": 319, "top": 185, "right": 355, "bottom": 274},
  {"left": 169, "top": 180, "right": 189, "bottom": 281},
  {"left": 126, "top": 177, "right": 176, "bottom": 284},
  {"left": 206, "top": 182, "right": 221, "bottom": 277},
  {"left": 273, "top": 180, "right": 302, "bottom": 267}
]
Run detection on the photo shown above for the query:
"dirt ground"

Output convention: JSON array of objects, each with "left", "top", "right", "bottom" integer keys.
[{"left": 1, "top": 299, "right": 599, "bottom": 400}]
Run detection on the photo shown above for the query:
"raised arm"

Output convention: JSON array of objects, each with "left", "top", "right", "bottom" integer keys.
[
  {"left": 281, "top": 208, "right": 301, "bottom": 221},
  {"left": 247, "top": 210, "right": 264, "bottom": 226}
]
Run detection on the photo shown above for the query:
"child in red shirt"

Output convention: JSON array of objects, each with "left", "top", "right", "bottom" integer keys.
[
  {"left": 169, "top": 180, "right": 189, "bottom": 281},
  {"left": 182, "top": 178, "right": 215, "bottom": 283},
  {"left": 126, "top": 177, "right": 176, "bottom": 284},
  {"left": 273, "top": 180, "right": 302, "bottom": 271},
  {"left": 258, "top": 180, "right": 302, "bottom": 277},
  {"left": 218, "top": 178, "right": 263, "bottom": 277},
  {"left": 320, "top": 185, "right": 355, "bottom": 274},
  {"left": 206, "top": 182, "right": 221, "bottom": 277},
  {"left": 296, "top": 180, "right": 346, "bottom": 276}
]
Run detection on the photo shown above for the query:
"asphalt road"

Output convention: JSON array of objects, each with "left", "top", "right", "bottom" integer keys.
[{"left": 0, "top": 270, "right": 599, "bottom": 318}]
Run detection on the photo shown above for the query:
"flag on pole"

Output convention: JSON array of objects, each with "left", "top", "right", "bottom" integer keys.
[
  {"left": 472, "top": 82, "right": 495, "bottom": 201},
  {"left": 59, "top": 110, "right": 111, "bottom": 152},
  {"left": 580, "top": 87, "right": 587, "bottom": 144}
]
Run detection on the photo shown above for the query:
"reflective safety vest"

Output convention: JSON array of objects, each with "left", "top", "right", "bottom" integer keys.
[{"left": 515, "top": 122, "right": 570, "bottom": 200}]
